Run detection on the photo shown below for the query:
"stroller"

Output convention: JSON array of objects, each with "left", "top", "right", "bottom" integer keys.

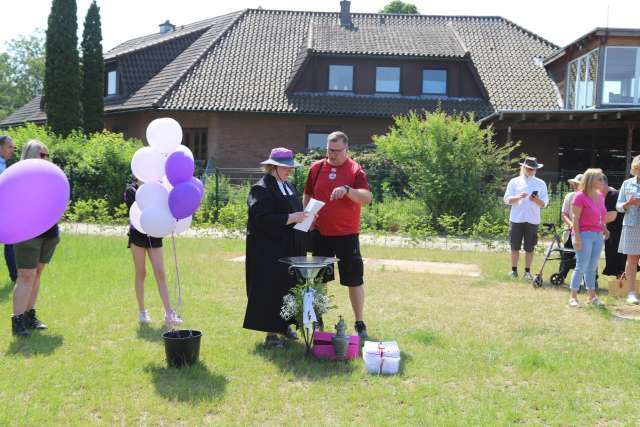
[{"left": 532, "top": 223, "right": 574, "bottom": 288}]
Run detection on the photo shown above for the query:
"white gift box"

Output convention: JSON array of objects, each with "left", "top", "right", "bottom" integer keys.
[{"left": 363, "top": 341, "right": 401, "bottom": 375}]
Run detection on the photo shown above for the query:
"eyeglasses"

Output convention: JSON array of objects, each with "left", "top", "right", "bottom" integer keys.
[
  {"left": 524, "top": 167, "right": 536, "bottom": 172},
  {"left": 40, "top": 152, "right": 49, "bottom": 159}
]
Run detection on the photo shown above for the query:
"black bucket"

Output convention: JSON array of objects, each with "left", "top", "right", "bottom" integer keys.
[{"left": 162, "top": 329, "right": 202, "bottom": 368}]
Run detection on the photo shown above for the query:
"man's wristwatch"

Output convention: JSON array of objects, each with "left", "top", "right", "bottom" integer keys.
[{"left": 343, "top": 185, "right": 350, "bottom": 194}]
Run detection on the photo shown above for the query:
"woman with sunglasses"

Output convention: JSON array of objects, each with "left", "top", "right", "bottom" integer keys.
[{"left": 11, "top": 140, "right": 59, "bottom": 337}]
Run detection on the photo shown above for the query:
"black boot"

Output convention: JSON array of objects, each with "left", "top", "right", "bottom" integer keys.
[
  {"left": 24, "top": 309, "right": 47, "bottom": 330},
  {"left": 11, "top": 314, "right": 31, "bottom": 337}
]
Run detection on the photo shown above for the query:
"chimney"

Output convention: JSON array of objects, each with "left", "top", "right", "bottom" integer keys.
[
  {"left": 339, "top": 0, "right": 353, "bottom": 28},
  {"left": 159, "top": 20, "right": 175, "bottom": 34}
]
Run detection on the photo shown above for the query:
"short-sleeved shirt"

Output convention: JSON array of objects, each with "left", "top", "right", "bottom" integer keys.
[
  {"left": 0, "top": 156, "right": 7, "bottom": 174},
  {"left": 562, "top": 191, "right": 575, "bottom": 217},
  {"left": 571, "top": 191, "right": 606, "bottom": 233},
  {"left": 503, "top": 175, "right": 549, "bottom": 224},
  {"left": 304, "top": 158, "right": 369, "bottom": 236}
]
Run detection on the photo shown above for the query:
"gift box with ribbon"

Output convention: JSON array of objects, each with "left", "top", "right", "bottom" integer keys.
[
  {"left": 311, "top": 331, "right": 360, "bottom": 360},
  {"left": 363, "top": 340, "right": 401, "bottom": 375}
]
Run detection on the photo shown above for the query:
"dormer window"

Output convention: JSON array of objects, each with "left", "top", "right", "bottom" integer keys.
[
  {"left": 376, "top": 67, "right": 400, "bottom": 93},
  {"left": 106, "top": 70, "right": 118, "bottom": 96},
  {"left": 603, "top": 46, "right": 640, "bottom": 105},
  {"left": 328, "top": 65, "right": 353, "bottom": 91},
  {"left": 422, "top": 69, "right": 447, "bottom": 95}
]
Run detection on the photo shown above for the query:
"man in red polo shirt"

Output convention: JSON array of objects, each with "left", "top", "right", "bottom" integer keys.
[{"left": 304, "top": 131, "right": 372, "bottom": 339}]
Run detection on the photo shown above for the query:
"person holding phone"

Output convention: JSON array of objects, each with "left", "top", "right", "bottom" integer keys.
[
  {"left": 503, "top": 157, "right": 549, "bottom": 280},
  {"left": 616, "top": 155, "right": 640, "bottom": 304}
]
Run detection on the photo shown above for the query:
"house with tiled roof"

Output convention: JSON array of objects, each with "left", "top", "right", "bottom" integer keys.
[{"left": 3, "top": 1, "right": 639, "bottom": 181}]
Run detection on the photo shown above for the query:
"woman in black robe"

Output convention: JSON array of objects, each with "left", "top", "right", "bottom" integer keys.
[{"left": 243, "top": 148, "right": 308, "bottom": 347}]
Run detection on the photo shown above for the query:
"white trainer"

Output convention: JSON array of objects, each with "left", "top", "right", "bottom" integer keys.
[
  {"left": 588, "top": 297, "right": 605, "bottom": 307},
  {"left": 568, "top": 298, "right": 580, "bottom": 307},
  {"left": 165, "top": 310, "right": 183, "bottom": 328},
  {"left": 139, "top": 310, "right": 152, "bottom": 324},
  {"left": 627, "top": 293, "right": 639, "bottom": 305}
]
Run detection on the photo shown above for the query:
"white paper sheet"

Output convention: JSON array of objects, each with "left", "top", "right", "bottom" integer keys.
[{"left": 294, "top": 198, "right": 325, "bottom": 232}]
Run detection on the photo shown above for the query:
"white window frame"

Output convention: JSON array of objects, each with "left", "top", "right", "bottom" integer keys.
[
  {"left": 328, "top": 65, "right": 354, "bottom": 92},
  {"left": 601, "top": 46, "right": 640, "bottom": 106},
  {"left": 375, "top": 66, "right": 401, "bottom": 93},
  {"left": 107, "top": 70, "right": 118, "bottom": 96},
  {"left": 566, "top": 48, "right": 598, "bottom": 110}
]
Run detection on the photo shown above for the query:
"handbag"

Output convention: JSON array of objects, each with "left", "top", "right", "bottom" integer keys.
[{"left": 608, "top": 273, "right": 629, "bottom": 298}]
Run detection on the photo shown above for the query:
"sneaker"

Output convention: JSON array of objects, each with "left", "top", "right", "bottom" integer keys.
[
  {"left": 24, "top": 308, "right": 47, "bottom": 330},
  {"left": 165, "top": 310, "right": 183, "bottom": 328},
  {"left": 508, "top": 271, "right": 518, "bottom": 279},
  {"left": 138, "top": 310, "right": 152, "bottom": 324},
  {"left": 265, "top": 334, "right": 285, "bottom": 348},
  {"left": 588, "top": 297, "right": 605, "bottom": 307},
  {"left": 355, "top": 321, "right": 368, "bottom": 339},
  {"left": 523, "top": 272, "right": 534, "bottom": 281},
  {"left": 568, "top": 298, "right": 580, "bottom": 307},
  {"left": 627, "top": 293, "right": 639, "bottom": 305}
]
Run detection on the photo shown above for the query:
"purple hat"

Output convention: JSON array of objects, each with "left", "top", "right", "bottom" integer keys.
[{"left": 260, "top": 147, "right": 301, "bottom": 168}]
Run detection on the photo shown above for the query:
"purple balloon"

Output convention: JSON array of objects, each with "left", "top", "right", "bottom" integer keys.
[
  {"left": 165, "top": 151, "right": 195, "bottom": 186},
  {"left": 0, "top": 159, "right": 70, "bottom": 244},
  {"left": 169, "top": 182, "right": 201, "bottom": 220},
  {"left": 191, "top": 177, "right": 204, "bottom": 199}
]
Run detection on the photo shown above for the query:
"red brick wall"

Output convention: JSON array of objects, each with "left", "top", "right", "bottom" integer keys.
[{"left": 105, "top": 111, "right": 393, "bottom": 167}]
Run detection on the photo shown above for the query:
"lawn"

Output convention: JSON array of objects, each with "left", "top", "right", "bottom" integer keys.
[{"left": 2, "top": 234, "right": 640, "bottom": 425}]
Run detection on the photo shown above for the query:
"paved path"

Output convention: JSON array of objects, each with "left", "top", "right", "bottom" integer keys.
[
  {"left": 60, "top": 223, "right": 509, "bottom": 252},
  {"left": 228, "top": 255, "right": 481, "bottom": 277}
]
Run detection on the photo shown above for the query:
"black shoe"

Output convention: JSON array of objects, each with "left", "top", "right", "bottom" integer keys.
[
  {"left": 355, "top": 321, "right": 368, "bottom": 340},
  {"left": 11, "top": 314, "right": 31, "bottom": 337},
  {"left": 264, "top": 334, "right": 284, "bottom": 348},
  {"left": 284, "top": 325, "right": 298, "bottom": 341},
  {"left": 24, "top": 309, "right": 47, "bottom": 330}
]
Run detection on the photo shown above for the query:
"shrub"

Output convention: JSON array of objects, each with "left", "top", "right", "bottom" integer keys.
[
  {"left": 5, "top": 123, "right": 141, "bottom": 209},
  {"left": 64, "top": 198, "right": 111, "bottom": 223},
  {"left": 374, "top": 110, "right": 519, "bottom": 226}
]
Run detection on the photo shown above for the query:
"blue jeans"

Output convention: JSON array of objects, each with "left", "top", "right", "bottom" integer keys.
[
  {"left": 4, "top": 244, "right": 17, "bottom": 282},
  {"left": 570, "top": 231, "right": 603, "bottom": 291}
]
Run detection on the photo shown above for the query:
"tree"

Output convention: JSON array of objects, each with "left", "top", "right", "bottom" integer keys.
[
  {"left": 374, "top": 111, "right": 519, "bottom": 226},
  {"left": 81, "top": 1, "right": 104, "bottom": 134},
  {"left": 0, "top": 32, "right": 45, "bottom": 120},
  {"left": 44, "top": 0, "right": 81, "bottom": 136},
  {"left": 379, "top": 1, "right": 419, "bottom": 14}
]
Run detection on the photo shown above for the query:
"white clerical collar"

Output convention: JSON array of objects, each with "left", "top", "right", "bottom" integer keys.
[{"left": 276, "top": 180, "right": 293, "bottom": 196}]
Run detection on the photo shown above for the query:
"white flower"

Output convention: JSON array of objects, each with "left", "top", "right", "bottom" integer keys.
[
  {"left": 280, "top": 293, "right": 298, "bottom": 321},
  {"left": 312, "top": 293, "right": 333, "bottom": 316}
]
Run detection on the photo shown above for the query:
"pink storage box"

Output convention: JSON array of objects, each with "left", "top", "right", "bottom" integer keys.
[{"left": 311, "top": 331, "right": 360, "bottom": 360}]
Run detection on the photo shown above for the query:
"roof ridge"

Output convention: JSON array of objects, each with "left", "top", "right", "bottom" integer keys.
[
  {"left": 243, "top": 8, "right": 510, "bottom": 20},
  {"left": 106, "top": 10, "right": 245, "bottom": 58},
  {"left": 154, "top": 9, "right": 250, "bottom": 107}
]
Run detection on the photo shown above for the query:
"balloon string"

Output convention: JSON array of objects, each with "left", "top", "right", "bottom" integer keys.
[{"left": 171, "top": 233, "right": 182, "bottom": 311}]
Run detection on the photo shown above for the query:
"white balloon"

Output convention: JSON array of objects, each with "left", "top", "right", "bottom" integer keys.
[
  {"left": 174, "top": 216, "right": 192, "bottom": 234},
  {"left": 146, "top": 118, "right": 183, "bottom": 154},
  {"left": 140, "top": 207, "right": 176, "bottom": 238},
  {"left": 136, "top": 182, "right": 169, "bottom": 210},
  {"left": 174, "top": 145, "right": 194, "bottom": 160},
  {"left": 129, "top": 202, "right": 145, "bottom": 233},
  {"left": 131, "top": 147, "right": 165, "bottom": 183},
  {"left": 160, "top": 175, "right": 173, "bottom": 193}
]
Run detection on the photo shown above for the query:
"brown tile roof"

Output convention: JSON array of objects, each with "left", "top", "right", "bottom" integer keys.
[{"left": 1, "top": 9, "right": 561, "bottom": 127}]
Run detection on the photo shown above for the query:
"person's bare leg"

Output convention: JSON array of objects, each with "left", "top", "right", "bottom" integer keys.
[
  {"left": 626, "top": 255, "right": 640, "bottom": 294},
  {"left": 349, "top": 285, "right": 365, "bottom": 322},
  {"left": 525, "top": 251, "right": 534, "bottom": 270},
  {"left": 130, "top": 245, "right": 147, "bottom": 312},
  {"left": 511, "top": 250, "right": 520, "bottom": 270},
  {"left": 26, "top": 263, "right": 46, "bottom": 311},
  {"left": 13, "top": 268, "right": 36, "bottom": 315},
  {"left": 147, "top": 247, "right": 172, "bottom": 313}
]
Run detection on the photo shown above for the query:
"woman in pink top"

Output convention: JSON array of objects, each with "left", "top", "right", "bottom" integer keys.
[{"left": 569, "top": 168, "right": 609, "bottom": 307}]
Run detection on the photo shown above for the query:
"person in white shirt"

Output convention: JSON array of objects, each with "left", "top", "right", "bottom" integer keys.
[{"left": 503, "top": 157, "right": 549, "bottom": 280}]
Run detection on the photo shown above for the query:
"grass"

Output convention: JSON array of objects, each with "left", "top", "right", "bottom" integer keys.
[{"left": 2, "top": 234, "right": 640, "bottom": 425}]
